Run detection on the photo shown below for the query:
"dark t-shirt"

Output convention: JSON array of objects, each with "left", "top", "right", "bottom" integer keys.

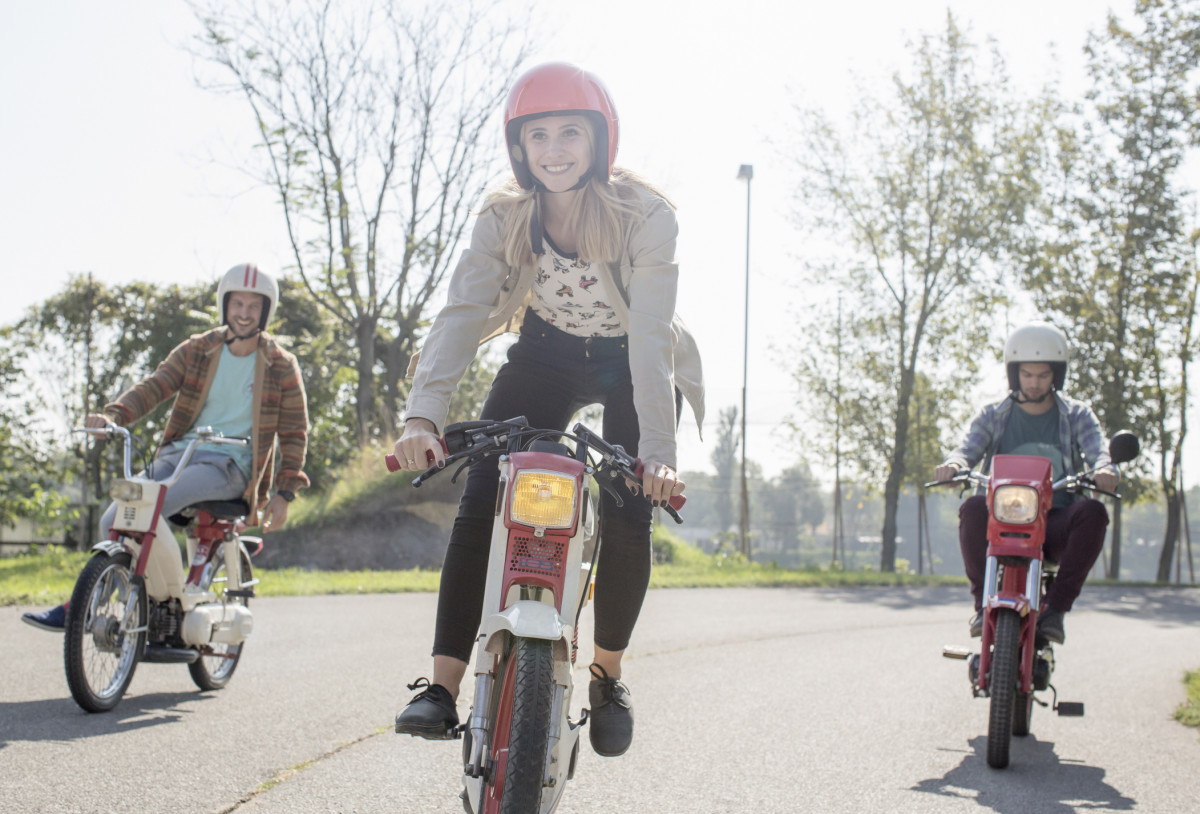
[{"left": 998, "top": 402, "right": 1068, "bottom": 508}]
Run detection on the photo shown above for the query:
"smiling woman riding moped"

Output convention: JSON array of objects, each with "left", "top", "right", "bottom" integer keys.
[{"left": 389, "top": 62, "right": 703, "bottom": 813}]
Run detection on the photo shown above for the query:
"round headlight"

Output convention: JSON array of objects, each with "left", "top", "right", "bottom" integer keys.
[{"left": 993, "top": 485, "right": 1039, "bottom": 524}]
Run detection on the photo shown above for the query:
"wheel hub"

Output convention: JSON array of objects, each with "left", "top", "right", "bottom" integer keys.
[{"left": 89, "top": 614, "right": 123, "bottom": 653}]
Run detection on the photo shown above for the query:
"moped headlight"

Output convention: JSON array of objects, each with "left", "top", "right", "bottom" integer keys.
[
  {"left": 510, "top": 470, "right": 577, "bottom": 529},
  {"left": 993, "top": 485, "right": 1039, "bottom": 524},
  {"left": 109, "top": 479, "right": 143, "bottom": 502}
]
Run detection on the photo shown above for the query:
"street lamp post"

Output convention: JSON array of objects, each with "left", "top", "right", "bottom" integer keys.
[{"left": 737, "top": 164, "right": 753, "bottom": 558}]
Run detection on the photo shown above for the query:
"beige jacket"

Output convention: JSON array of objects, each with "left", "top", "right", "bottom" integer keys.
[{"left": 405, "top": 187, "right": 704, "bottom": 467}]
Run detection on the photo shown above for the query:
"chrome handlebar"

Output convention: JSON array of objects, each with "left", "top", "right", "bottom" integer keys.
[{"left": 75, "top": 424, "right": 247, "bottom": 482}]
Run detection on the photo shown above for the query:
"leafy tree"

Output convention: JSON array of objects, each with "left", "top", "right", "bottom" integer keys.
[
  {"left": 786, "top": 13, "right": 1054, "bottom": 571},
  {"left": 190, "top": 0, "right": 532, "bottom": 444},
  {"left": 1022, "top": 0, "right": 1200, "bottom": 580},
  {"left": 758, "top": 462, "right": 825, "bottom": 553},
  {"left": 0, "top": 329, "right": 70, "bottom": 535},
  {"left": 709, "top": 406, "right": 739, "bottom": 533}
]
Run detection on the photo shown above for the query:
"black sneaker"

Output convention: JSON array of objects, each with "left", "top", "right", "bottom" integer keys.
[
  {"left": 1037, "top": 607, "right": 1066, "bottom": 644},
  {"left": 588, "top": 664, "right": 633, "bottom": 757},
  {"left": 968, "top": 610, "right": 982, "bottom": 638},
  {"left": 395, "top": 678, "right": 459, "bottom": 739}
]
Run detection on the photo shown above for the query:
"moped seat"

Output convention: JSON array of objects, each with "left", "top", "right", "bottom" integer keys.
[{"left": 170, "top": 499, "right": 251, "bottom": 526}]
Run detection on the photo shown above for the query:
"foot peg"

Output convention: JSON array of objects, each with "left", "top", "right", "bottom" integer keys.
[
  {"left": 942, "top": 645, "right": 971, "bottom": 660},
  {"left": 1056, "top": 701, "right": 1085, "bottom": 717}
]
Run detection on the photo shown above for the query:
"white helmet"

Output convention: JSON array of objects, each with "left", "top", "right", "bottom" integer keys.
[
  {"left": 1004, "top": 321, "right": 1069, "bottom": 392},
  {"left": 217, "top": 263, "right": 278, "bottom": 331}
]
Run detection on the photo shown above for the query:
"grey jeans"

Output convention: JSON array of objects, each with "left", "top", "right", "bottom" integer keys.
[{"left": 99, "top": 447, "right": 249, "bottom": 538}]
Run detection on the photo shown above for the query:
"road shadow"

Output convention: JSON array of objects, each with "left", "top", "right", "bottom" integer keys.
[
  {"left": 1078, "top": 585, "right": 1200, "bottom": 627},
  {"left": 0, "top": 690, "right": 216, "bottom": 748},
  {"left": 815, "top": 584, "right": 968, "bottom": 611},
  {"left": 910, "top": 735, "right": 1135, "bottom": 813}
]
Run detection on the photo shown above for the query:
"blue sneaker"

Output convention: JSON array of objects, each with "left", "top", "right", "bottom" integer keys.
[{"left": 22, "top": 604, "right": 67, "bottom": 632}]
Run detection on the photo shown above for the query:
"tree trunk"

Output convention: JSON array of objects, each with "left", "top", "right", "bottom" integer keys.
[
  {"left": 382, "top": 337, "right": 411, "bottom": 440},
  {"left": 1158, "top": 482, "right": 1181, "bottom": 583},
  {"left": 880, "top": 469, "right": 901, "bottom": 572},
  {"left": 354, "top": 317, "right": 378, "bottom": 445},
  {"left": 880, "top": 366, "right": 916, "bottom": 572}
]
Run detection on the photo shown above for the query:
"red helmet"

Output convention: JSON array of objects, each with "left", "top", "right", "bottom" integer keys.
[{"left": 504, "top": 62, "right": 619, "bottom": 190}]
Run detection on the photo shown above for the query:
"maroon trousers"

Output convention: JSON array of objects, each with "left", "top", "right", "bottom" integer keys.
[{"left": 958, "top": 494, "right": 1109, "bottom": 612}]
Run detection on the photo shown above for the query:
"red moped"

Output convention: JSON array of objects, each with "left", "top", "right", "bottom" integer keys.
[
  {"left": 388, "top": 417, "right": 683, "bottom": 813},
  {"left": 930, "top": 431, "right": 1139, "bottom": 768}
]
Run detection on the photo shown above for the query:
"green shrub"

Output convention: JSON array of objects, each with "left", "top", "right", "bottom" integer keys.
[{"left": 1175, "top": 669, "right": 1200, "bottom": 731}]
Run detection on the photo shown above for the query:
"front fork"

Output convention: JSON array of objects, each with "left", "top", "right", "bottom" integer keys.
[
  {"left": 465, "top": 671, "right": 494, "bottom": 778},
  {"left": 976, "top": 555, "right": 1043, "bottom": 696}
]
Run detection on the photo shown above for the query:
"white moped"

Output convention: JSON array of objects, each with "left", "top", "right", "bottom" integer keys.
[{"left": 65, "top": 424, "right": 261, "bottom": 712}]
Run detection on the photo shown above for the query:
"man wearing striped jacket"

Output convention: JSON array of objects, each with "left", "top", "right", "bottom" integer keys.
[{"left": 23, "top": 264, "right": 309, "bottom": 632}]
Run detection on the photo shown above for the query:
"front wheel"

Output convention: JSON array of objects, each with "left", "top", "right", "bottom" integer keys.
[
  {"left": 188, "top": 543, "right": 253, "bottom": 691},
  {"left": 987, "top": 609, "right": 1021, "bottom": 768},
  {"left": 64, "top": 552, "right": 145, "bottom": 712},
  {"left": 483, "top": 637, "right": 555, "bottom": 814}
]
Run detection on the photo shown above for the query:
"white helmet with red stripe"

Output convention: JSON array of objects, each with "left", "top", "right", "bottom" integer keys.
[{"left": 217, "top": 263, "right": 278, "bottom": 331}]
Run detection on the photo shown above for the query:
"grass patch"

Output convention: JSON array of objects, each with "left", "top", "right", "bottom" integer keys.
[
  {"left": 1176, "top": 669, "right": 1200, "bottom": 732},
  {"left": 0, "top": 546, "right": 91, "bottom": 605},
  {"left": 254, "top": 567, "right": 441, "bottom": 597},
  {"left": 281, "top": 444, "right": 406, "bottom": 530},
  {"left": 1, "top": 534, "right": 963, "bottom": 606}
]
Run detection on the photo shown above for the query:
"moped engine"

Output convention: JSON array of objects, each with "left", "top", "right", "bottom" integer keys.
[{"left": 181, "top": 603, "right": 254, "bottom": 646}]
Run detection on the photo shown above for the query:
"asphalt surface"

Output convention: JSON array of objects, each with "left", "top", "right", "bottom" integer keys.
[{"left": 2, "top": 584, "right": 1198, "bottom": 813}]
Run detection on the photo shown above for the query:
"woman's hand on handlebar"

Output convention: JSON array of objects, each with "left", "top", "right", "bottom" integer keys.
[
  {"left": 393, "top": 417, "right": 445, "bottom": 471},
  {"left": 639, "top": 459, "right": 685, "bottom": 508}
]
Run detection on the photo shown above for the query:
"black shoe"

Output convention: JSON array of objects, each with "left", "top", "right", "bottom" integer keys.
[
  {"left": 395, "top": 678, "right": 459, "bottom": 739},
  {"left": 1037, "top": 607, "right": 1066, "bottom": 644},
  {"left": 968, "top": 610, "right": 982, "bottom": 638},
  {"left": 588, "top": 664, "right": 633, "bottom": 757}
]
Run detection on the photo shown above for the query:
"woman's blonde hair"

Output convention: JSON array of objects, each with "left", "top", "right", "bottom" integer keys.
[{"left": 484, "top": 114, "right": 674, "bottom": 268}]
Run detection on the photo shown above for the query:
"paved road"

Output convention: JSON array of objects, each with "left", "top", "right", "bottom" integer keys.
[{"left": 2, "top": 585, "right": 1198, "bottom": 813}]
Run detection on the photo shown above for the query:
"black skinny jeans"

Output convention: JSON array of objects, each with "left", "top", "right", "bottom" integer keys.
[{"left": 432, "top": 311, "right": 672, "bottom": 662}]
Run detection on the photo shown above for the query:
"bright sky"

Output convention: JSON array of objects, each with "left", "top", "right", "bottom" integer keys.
[{"left": 2, "top": 0, "right": 1159, "bottom": 482}]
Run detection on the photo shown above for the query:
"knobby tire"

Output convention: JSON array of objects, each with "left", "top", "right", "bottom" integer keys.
[{"left": 987, "top": 609, "right": 1020, "bottom": 768}]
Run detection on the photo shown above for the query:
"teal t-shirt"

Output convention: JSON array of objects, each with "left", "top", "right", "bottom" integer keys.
[
  {"left": 998, "top": 402, "right": 1068, "bottom": 508},
  {"left": 174, "top": 345, "right": 255, "bottom": 477}
]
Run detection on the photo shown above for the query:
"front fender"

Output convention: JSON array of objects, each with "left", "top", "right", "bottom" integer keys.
[
  {"left": 91, "top": 539, "right": 128, "bottom": 558},
  {"left": 482, "top": 601, "right": 570, "bottom": 662}
]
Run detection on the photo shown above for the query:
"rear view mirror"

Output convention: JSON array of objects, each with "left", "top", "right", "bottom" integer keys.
[{"left": 1109, "top": 431, "right": 1140, "bottom": 465}]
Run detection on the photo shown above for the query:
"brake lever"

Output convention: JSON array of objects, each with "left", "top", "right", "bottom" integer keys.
[
  {"left": 1070, "top": 476, "right": 1121, "bottom": 501},
  {"left": 594, "top": 471, "right": 626, "bottom": 509}
]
